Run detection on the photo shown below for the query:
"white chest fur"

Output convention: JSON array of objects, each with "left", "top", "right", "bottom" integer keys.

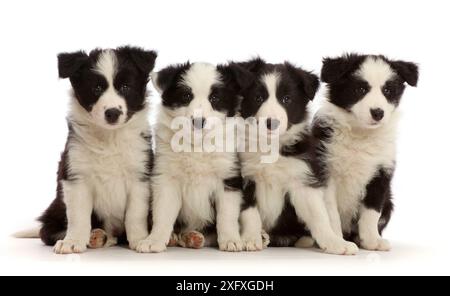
[
  {"left": 324, "top": 116, "right": 397, "bottom": 231},
  {"left": 68, "top": 119, "right": 150, "bottom": 232},
  {"left": 154, "top": 129, "right": 238, "bottom": 230},
  {"left": 240, "top": 151, "right": 311, "bottom": 230}
]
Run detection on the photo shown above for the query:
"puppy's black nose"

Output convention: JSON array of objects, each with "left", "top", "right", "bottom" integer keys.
[
  {"left": 266, "top": 118, "right": 280, "bottom": 131},
  {"left": 192, "top": 117, "right": 206, "bottom": 129},
  {"left": 105, "top": 108, "right": 122, "bottom": 124},
  {"left": 370, "top": 108, "right": 384, "bottom": 122}
]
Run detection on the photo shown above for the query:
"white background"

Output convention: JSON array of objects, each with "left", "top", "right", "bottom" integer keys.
[{"left": 0, "top": 0, "right": 449, "bottom": 276}]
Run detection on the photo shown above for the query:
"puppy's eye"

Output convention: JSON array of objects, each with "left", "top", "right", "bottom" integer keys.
[
  {"left": 255, "top": 95, "right": 264, "bottom": 103},
  {"left": 93, "top": 85, "right": 104, "bottom": 96},
  {"left": 281, "top": 95, "right": 291, "bottom": 105},
  {"left": 119, "top": 84, "right": 130, "bottom": 94},
  {"left": 382, "top": 87, "right": 392, "bottom": 96},
  {"left": 209, "top": 94, "right": 220, "bottom": 103},
  {"left": 355, "top": 87, "right": 368, "bottom": 95},
  {"left": 183, "top": 92, "right": 193, "bottom": 102}
]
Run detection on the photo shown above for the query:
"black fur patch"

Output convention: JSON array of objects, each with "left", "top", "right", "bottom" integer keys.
[
  {"left": 224, "top": 176, "right": 243, "bottom": 192},
  {"left": 363, "top": 167, "right": 394, "bottom": 233},
  {"left": 307, "top": 117, "right": 335, "bottom": 187},
  {"left": 279, "top": 126, "right": 331, "bottom": 189},
  {"left": 241, "top": 179, "right": 257, "bottom": 211},
  {"left": 155, "top": 62, "right": 192, "bottom": 108},
  {"left": 269, "top": 194, "right": 310, "bottom": 247},
  {"left": 140, "top": 131, "right": 154, "bottom": 182},
  {"left": 344, "top": 167, "right": 395, "bottom": 240}
]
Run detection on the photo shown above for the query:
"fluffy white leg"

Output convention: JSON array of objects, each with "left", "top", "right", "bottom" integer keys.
[
  {"left": 324, "top": 180, "right": 343, "bottom": 237},
  {"left": 216, "top": 189, "right": 243, "bottom": 252},
  {"left": 240, "top": 207, "right": 263, "bottom": 251},
  {"left": 359, "top": 208, "right": 391, "bottom": 251},
  {"left": 290, "top": 185, "right": 358, "bottom": 255},
  {"left": 125, "top": 181, "right": 151, "bottom": 250},
  {"left": 54, "top": 181, "right": 93, "bottom": 254},
  {"left": 136, "top": 176, "right": 181, "bottom": 253}
]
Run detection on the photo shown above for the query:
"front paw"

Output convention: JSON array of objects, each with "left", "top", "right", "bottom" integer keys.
[
  {"left": 321, "top": 239, "right": 359, "bottom": 255},
  {"left": 128, "top": 240, "right": 140, "bottom": 251},
  {"left": 128, "top": 235, "right": 149, "bottom": 250},
  {"left": 219, "top": 239, "right": 243, "bottom": 252},
  {"left": 242, "top": 234, "right": 263, "bottom": 251},
  {"left": 136, "top": 237, "right": 167, "bottom": 253},
  {"left": 54, "top": 239, "right": 87, "bottom": 254},
  {"left": 360, "top": 238, "right": 391, "bottom": 251}
]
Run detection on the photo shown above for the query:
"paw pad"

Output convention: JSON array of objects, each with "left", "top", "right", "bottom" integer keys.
[
  {"left": 182, "top": 231, "right": 205, "bottom": 249},
  {"left": 88, "top": 229, "right": 107, "bottom": 249}
]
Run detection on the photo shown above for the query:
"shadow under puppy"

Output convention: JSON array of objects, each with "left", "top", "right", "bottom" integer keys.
[
  {"left": 136, "top": 62, "right": 264, "bottom": 253},
  {"left": 313, "top": 53, "right": 419, "bottom": 250},
  {"left": 236, "top": 58, "right": 358, "bottom": 255},
  {"left": 37, "top": 47, "right": 157, "bottom": 254}
]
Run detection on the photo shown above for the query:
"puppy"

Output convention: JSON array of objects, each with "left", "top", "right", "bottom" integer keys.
[
  {"left": 237, "top": 58, "right": 358, "bottom": 255},
  {"left": 314, "top": 53, "right": 419, "bottom": 250},
  {"left": 37, "top": 46, "right": 157, "bottom": 254},
  {"left": 136, "top": 62, "right": 263, "bottom": 253}
]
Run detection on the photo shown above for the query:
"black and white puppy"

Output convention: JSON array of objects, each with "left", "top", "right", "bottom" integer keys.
[
  {"left": 37, "top": 47, "right": 157, "bottom": 254},
  {"left": 136, "top": 62, "right": 263, "bottom": 253},
  {"left": 237, "top": 58, "right": 358, "bottom": 255},
  {"left": 314, "top": 53, "right": 419, "bottom": 250}
]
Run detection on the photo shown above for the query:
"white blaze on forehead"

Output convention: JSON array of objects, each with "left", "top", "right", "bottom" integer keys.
[
  {"left": 94, "top": 50, "right": 118, "bottom": 85},
  {"left": 257, "top": 72, "right": 289, "bottom": 134},
  {"left": 90, "top": 50, "right": 127, "bottom": 128},
  {"left": 181, "top": 63, "right": 221, "bottom": 97},
  {"left": 261, "top": 72, "right": 280, "bottom": 99},
  {"left": 180, "top": 63, "right": 223, "bottom": 118},
  {"left": 356, "top": 57, "right": 395, "bottom": 87}
]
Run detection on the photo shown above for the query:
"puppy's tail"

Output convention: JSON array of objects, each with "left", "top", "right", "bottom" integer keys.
[{"left": 12, "top": 227, "right": 40, "bottom": 239}]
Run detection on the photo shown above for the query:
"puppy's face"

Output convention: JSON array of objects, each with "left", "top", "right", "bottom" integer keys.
[
  {"left": 238, "top": 58, "right": 319, "bottom": 136},
  {"left": 153, "top": 62, "right": 243, "bottom": 130},
  {"left": 58, "top": 46, "right": 157, "bottom": 129},
  {"left": 321, "top": 54, "right": 419, "bottom": 129}
]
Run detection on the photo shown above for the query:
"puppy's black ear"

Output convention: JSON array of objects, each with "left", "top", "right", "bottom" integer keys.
[
  {"left": 321, "top": 53, "right": 365, "bottom": 84},
  {"left": 285, "top": 62, "right": 320, "bottom": 101},
  {"left": 389, "top": 60, "right": 419, "bottom": 87},
  {"left": 118, "top": 46, "right": 158, "bottom": 75},
  {"left": 218, "top": 63, "right": 255, "bottom": 92},
  {"left": 237, "top": 57, "right": 266, "bottom": 73},
  {"left": 58, "top": 51, "right": 89, "bottom": 79},
  {"left": 152, "top": 62, "right": 190, "bottom": 94}
]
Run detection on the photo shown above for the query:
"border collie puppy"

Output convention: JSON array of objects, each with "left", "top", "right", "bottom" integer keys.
[
  {"left": 136, "top": 62, "right": 263, "bottom": 253},
  {"left": 37, "top": 47, "right": 157, "bottom": 254},
  {"left": 237, "top": 58, "right": 358, "bottom": 255},
  {"left": 315, "top": 53, "right": 419, "bottom": 250}
]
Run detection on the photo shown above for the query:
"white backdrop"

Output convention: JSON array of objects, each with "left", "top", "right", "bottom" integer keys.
[{"left": 0, "top": 0, "right": 449, "bottom": 276}]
